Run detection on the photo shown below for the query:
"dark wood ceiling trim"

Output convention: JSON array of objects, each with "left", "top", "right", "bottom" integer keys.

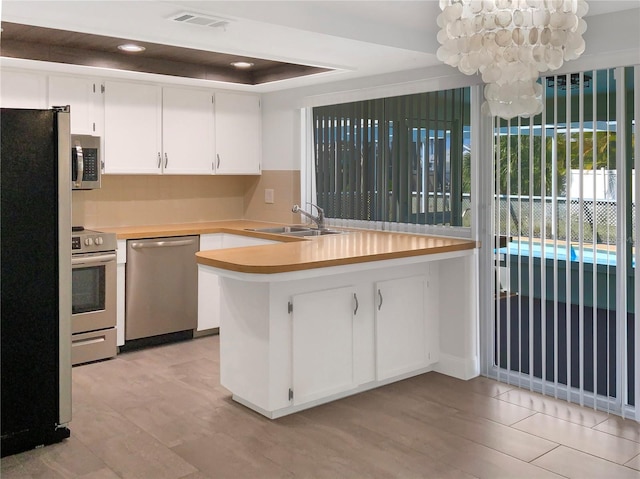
[{"left": 0, "top": 22, "right": 331, "bottom": 85}]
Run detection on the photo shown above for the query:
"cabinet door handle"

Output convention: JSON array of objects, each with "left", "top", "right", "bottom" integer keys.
[
  {"left": 164, "top": 152, "right": 168, "bottom": 168},
  {"left": 378, "top": 289, "right": 383, "bottom": 311},
  {"left": 353, "top": 293, "right": 359, "bottom": 315},
  {"left": 217, "top": 154, "right": 221, "bottom": 169},
  {"left": 157, "top": 152, "right": 161, "bottom": 168}
]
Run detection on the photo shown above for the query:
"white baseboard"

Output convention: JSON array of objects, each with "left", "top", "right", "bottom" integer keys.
[{"left": 434, "top": 353, "right": 479, "bottom": 380}]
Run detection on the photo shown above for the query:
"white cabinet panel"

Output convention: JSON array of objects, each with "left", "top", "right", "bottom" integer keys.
[
  {"left": 197, "top": 234, "right": 223, "bottom": 331},
  {"left": 375, "top": 276, "right": 428, "bottom": 381},
  {"left": 202, "top": 232, "right": 277, "bottom": 249},
  {"left": 214, "top": 91, "right": 261, "bottom": 175},
  {"left": 199, "top": 234, "right": 223, "bottom": 251},
  {"left": 198, "top": 265, "right": 220, "bottom": 330},
  {"left": 291, "top": 287, "right": 356, "bottom": 405},
  {"left": 0, "top": 70, "right": 47, "bottom": 108},
  {"left": 104, "top": 80, "right": 162, "bottom": 174},
  {"left": 48, "top": 75, "right": 103, "bottom": 136},
  {"left": 221, "top": 234, "right": 276, "bottom": 248},
  {"left": 162, "top": 87, "right": 214, "bottom": 175},
  {"left": 116, "top": 239, "right": 127, "bottom": 347}
]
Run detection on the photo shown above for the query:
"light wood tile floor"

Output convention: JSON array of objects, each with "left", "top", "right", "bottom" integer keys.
[{"left": 2, "top": 335, "right": 639, "bottom": 478}]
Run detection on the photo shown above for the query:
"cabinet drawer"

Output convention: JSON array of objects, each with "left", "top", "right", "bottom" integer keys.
[{"left": 72, "top": 328, "right": 117, "bottom": 366}]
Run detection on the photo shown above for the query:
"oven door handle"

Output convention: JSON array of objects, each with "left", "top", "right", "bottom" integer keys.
[{"left": 72, "top": 253, "right": 116, "bottom": 265}]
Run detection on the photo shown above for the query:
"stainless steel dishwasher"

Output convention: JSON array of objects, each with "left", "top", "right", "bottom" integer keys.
[{"left": 125, "top": 236, "right": 199, "bottom": 341}]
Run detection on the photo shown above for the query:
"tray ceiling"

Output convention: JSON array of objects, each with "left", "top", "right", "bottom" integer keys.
[{"left": 0, "top": 21, "right": 331, "bottom": 85}]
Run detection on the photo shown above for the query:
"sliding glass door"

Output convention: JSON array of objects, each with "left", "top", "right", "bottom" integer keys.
[{"left": 489, "top": 66, "right": 637, "bottom": 418}]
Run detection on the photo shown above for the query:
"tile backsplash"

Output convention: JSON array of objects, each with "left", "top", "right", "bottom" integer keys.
[
  {"left": 72, "top": 171, "right": 300, "bottom": 228},
  {"left": 243, "top": 170, "right": 301, "bottom": 225}
]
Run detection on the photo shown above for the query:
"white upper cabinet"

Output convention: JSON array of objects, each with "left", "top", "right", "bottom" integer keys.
[
  {"left": 48, "top": 75, "right": 103, "bottom": 136},
  {"left": 0, "top": 70, "right": 48, "bottom": 109},
  {"left": 3, "top": 69, "right": 262, "bottom": 176},
  {"left": 162, "top": 87, "right": 215, "bottom": 175},
  {"left": 104, "top": 81, "right": 218, "bottom": 175},
  {"left": 104, "top": 80, "right": 162, "bottom": 174},
  {"left": 214, "top": 91, "right": 261, "bottom": 175}
]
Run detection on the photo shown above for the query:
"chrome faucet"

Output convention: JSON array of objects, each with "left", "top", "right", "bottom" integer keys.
[{"left": 292, "top": 203, "right": 325, "bottom": 230}]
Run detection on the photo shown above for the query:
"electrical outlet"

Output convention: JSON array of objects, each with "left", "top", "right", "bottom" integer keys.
[{"left": 264, "top": 189, "right": 275, "bottom": 204}]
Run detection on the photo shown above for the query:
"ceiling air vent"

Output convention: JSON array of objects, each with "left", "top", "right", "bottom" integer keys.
[{"left": 170, "top": 12, "right": 232, "bottom": 29}]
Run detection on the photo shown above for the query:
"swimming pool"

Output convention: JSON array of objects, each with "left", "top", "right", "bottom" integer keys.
[
  {"left": 499, "top": 242, "right": 633, "bottom": 268},
  {"left": 498, "top": 241, "right": 635, "bottom": 311}
]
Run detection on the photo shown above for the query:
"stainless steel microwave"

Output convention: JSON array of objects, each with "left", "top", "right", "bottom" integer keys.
[{"left": 71, "top": 135, "right": 101, "bottom": 190}]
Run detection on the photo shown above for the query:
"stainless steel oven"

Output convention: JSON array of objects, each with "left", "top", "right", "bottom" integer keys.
[{"left": 71, "top": 229, "right": 117, "bottom": 365}]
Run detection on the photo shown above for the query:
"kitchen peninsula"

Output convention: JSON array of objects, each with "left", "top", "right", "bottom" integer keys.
[{"left": 195, "top": 224, "right": 479, "bottom": 419}]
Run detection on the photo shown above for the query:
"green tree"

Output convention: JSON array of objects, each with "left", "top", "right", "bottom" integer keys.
[{"left": 496, "top": 130, "right": 617, "bottom": 197}]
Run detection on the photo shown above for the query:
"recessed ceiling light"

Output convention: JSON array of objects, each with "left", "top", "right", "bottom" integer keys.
[
  {"left": 231, "top": 61, "right": 254, "bottom": 69},
  {"left": 117, "top": 43, "right": 146, "bottom": 53}
]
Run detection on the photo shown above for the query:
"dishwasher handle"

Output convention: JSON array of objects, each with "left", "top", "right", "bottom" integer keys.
[{"left": 129, "top": 238, "right": 198, "bottom": 249}]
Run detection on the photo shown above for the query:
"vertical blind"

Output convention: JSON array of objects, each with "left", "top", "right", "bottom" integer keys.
[
  {"left": 312, "top": 88, "right": 471, "bottom": 227},
  {"left": 490, "top": 66, "right": 637, "bottom": 418}
]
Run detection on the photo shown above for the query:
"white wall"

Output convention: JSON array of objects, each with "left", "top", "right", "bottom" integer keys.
[{"left": 260, "top": 8, "right": 640, "bottom": 172}]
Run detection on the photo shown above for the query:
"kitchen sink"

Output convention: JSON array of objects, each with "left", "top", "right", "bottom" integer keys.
[
  {"left": 247, "top": 226, "right": 312, "bottom": 234},
  {"left": 247, "top": 226, "right": 344, "bottom": 237},
  {"left": 285, "top": 229, "right": 343, "bottom": 237}
]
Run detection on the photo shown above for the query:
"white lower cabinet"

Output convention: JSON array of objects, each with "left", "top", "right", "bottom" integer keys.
[
  {"left": 375, "top": 276, "right": 429, "bottom": 380},
  {"left": 197, "top": 267, "right": 221, "bottom": 330},
  {"left": 291, "top": 287, "right": 356, "bottom": 405},
  {"left": 197, "top": 234, "right": 223, "bottom": 331},
  {"left": 220, "top": 234, "right": 276, "bottom": 249},
  {"left": 211, "top": 249, "right": 478, "bottom": 419},
  {"left": 290, "top": 276, "right": 434, "bottom": 405},
  {"left": 197, "top": 233, "right": 278, "bottom": 331}
]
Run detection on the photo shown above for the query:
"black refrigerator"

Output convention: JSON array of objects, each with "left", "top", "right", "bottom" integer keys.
[{"left": 1, "top": 107, "right": 72, "bottom": 457}]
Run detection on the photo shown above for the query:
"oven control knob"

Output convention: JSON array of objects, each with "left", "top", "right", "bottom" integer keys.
[
  {"left": 84, "top": 238, "right": 94, "bottom": 246},
  {"left": 95, "top": 237, "right": 104, "bottom": 245}
]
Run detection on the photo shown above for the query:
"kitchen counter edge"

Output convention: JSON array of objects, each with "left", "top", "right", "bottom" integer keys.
[{"left": 98, "top": 220, "right": 479, "bottom": 275}]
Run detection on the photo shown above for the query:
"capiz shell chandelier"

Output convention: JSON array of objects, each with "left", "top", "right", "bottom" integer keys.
[{"left": 436, "top": 0, "right": 589, "bottom": 120}]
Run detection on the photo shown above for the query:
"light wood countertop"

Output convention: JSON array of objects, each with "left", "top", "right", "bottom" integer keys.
[
  {"left": 98, "top": 220, "right": 303, "bottom": 242},
  {"left": 197, "top": 230, "right": 477, "bottom": 274},
  {"left": 99, "top": 220, "right": 478, "bottom": 274}
]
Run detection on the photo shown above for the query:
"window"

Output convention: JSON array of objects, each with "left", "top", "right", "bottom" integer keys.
[{"left": 312, "top": 87, "right": 472, "bottom": 228}]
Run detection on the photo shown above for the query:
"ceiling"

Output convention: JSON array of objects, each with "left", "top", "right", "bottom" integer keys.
[
  {"left": 1, "top": 1, "right": 638, "bottom": 92},
  {"left": 0, "top": 21, "right": 332, "bottom": 85}
]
